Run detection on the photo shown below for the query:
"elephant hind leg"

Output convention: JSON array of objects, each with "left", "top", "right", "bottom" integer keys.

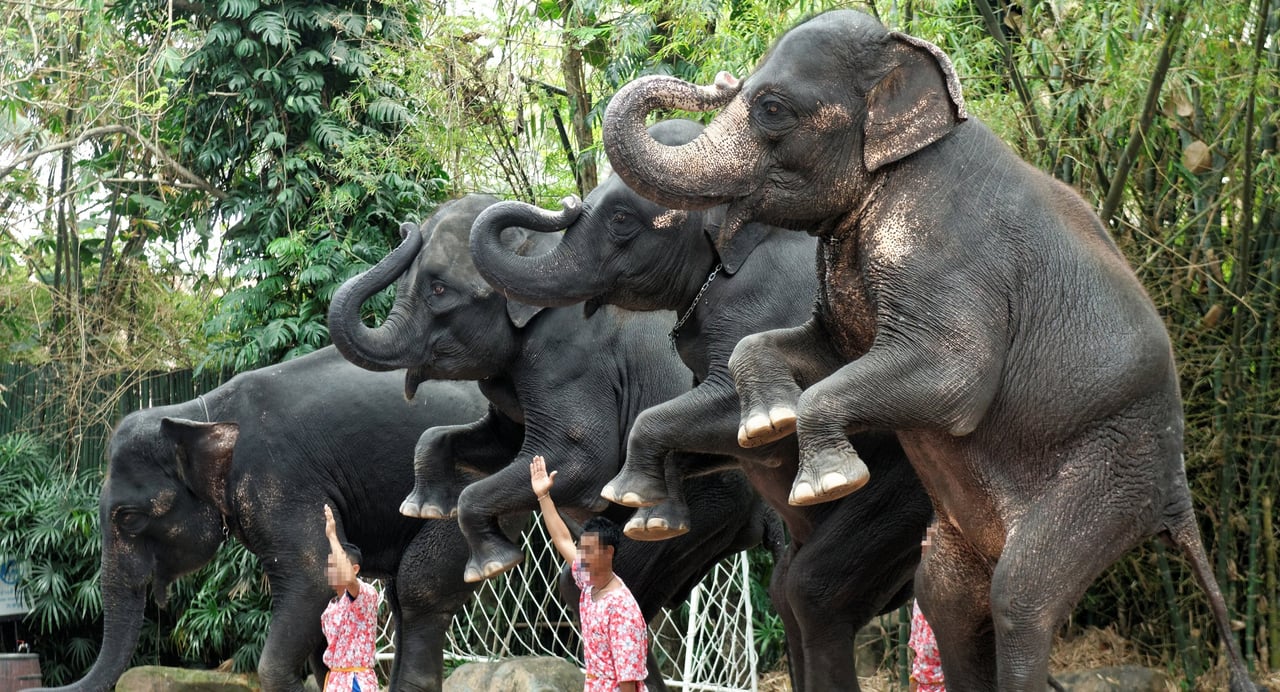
[
  {"left": 988, "top": 487, "right": 1150, "bottom": 692},
  {"left": 916, "top": 520, "right": 997, "bottom": 690}
]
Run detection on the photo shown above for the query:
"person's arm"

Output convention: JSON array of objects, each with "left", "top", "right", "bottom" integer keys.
[
  {"left": 324, "top": 504, "right": 360, "bottom": 596},
  {"left": 618, "top": 682, "right": 638, "bottom": 692},
  {"left": 530, "top": 455, "right": 576, "bottom": 564}
]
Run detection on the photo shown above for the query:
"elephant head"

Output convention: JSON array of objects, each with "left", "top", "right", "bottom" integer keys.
[
  {"left": 328, "top": 194, "right": 551, "bottom": 396},
  {"left": 57, "top": 414, "right": 236, "bottom": 691},
  {"left": 470, "top": 119, "right": 776, "bottom": 313},
  {"left": 602, "top": 9, "right": 967, "bottom": 247}
]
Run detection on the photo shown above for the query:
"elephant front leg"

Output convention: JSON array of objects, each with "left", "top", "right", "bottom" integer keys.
[
  {"left": 456, "top": 458, "right": 548, "bottom": 583},
  {"left": 402, "top": 410, "right": 521, "bottom": 519},
  {"left": 255, "top": 580, "right": 332, "bottom": 692},
  {"left": 623, "top": 456, "right": 692, "bottom": 541},
  {"left": 728, "top": 318, "right": 845, "bottom": 449},
  {"left": 603, "top": 377, "right": 741, "bottom": 507}
]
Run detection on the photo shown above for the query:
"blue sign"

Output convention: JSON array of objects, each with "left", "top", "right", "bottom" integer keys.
[{"left": 0, "top": 557, "right": 29, "bottom": 617}]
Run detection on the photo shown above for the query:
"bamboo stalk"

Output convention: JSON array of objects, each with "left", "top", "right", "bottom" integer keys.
[{"left": 1156, "top": 540, "right": 1200, "bottom": 679}]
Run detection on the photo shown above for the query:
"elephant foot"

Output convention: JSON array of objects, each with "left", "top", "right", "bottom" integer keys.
[
  {"left": 462, "top": 539, "right": 525, "bottom": 583},
  {"left": 738, "top": 406, "right": 797, "bottom": 448},
  {"left": 400, "top": 484, "right": 458, "bottom": 520},
  {"left": 789, "top": 443, "right": 869, "bottom": 506},
  {"left": 600, "top": 467, "right": 667, "bottom": 508},
  {"left": 623, "top": 501, "right": 691, "bottom": 541}
]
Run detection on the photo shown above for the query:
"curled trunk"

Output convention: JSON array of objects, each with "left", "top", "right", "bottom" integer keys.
[
  {"left": 602, "top": 73, "right": 758, "bottom": 211},
  {"left": 328, "top": 225, "right": 424, "bottom": 372},
  {"left": 469, "top": 197, "right": 599, "bottom": 307}
]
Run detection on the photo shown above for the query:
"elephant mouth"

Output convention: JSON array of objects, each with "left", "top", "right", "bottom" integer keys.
[{"left": 404, "top": 367, "right": 430, "bottom": 400}]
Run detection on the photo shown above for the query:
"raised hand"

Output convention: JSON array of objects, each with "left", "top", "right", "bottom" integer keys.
[
  {"left": 530, "top": 455, "right": 557, "bottom": 500},
  {"left": 324, "top": 504, "right": 338, "bottom": 539}
]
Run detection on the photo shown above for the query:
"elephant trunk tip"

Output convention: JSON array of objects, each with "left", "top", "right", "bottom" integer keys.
[{"left": 715, "top": 71, "right": 738, "bottom": 89}]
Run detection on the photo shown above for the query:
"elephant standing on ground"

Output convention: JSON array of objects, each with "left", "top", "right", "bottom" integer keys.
[
  {"left": 45, "top": 347, "right": 498, "bottom": 692},
  {"left": 601, "top": 10, "right": 1260, "bottom": 692},
  {"left": 468, "top": 119, "right": 932, "bottom": 691}
]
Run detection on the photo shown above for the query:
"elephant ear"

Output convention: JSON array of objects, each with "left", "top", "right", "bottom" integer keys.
[
  {"left": 500, "top": 226, "right": 549, "bottom": 328},
  {"left": 863, "top": 33, "right": 969, "bottom": 173},
  {"left": 161, "top": 418, "right": 239, "bottom": 517},
  {"left": 704, "top": 213, "right": 773, "bottom": 275}
]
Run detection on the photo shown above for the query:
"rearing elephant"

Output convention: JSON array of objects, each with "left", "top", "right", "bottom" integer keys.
[
  {"left": 601, "top": 10, "right": 1260, "bottom": 692},
  {"left": 326, "top": 194, "right": 767, "bottom": 587},
  {"left": 469, "top": 119, "right": 931, "bottom": 691}
]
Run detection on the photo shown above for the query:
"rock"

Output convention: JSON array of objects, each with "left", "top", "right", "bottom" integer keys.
[
  {"left": 116, "top": 665, "right": 258, "bottom": 692},
  {"left": 444, "top": 656, "right": 585, "bottom": 692},
  {"left": 1054, "top": 665, "right": 1171, "bottom": 692}
]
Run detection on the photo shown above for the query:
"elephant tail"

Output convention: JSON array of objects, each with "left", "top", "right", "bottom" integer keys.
[{"left": 1164, "top": 507, "right": 1262, "bottom": 692}]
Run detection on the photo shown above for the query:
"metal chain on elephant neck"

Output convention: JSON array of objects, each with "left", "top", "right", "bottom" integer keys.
[{"left": 669, "top": 263, "right": 723, "bottom": 351}]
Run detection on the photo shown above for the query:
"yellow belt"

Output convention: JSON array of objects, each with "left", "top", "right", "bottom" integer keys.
[{"left": 324, "top": 666, "right": 372, "bottom": 691}]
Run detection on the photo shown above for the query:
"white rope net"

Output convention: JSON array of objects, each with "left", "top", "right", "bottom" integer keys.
[{"left": 376, "top": 521, "right": 758, "bottom": 692}]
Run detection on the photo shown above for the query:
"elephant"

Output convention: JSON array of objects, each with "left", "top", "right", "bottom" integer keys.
[
  {"left": 49, "top": 346, "right": 498, "bottom": 692},
  {"left": 49, "top": 345, "right": 769, "bottom": 692},
  {"left": 326, "top": 193, "right": 765, "bottom": 587},
  {"left": 468, "top": 118, "right": 932, "bottom": 691},
  {"left": 600, "top": 10, "right": 1260, "bottom": 692}
]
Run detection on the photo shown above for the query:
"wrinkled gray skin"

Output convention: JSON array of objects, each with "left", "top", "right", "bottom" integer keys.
[
  {"left": 42, "top": 347, "right": 498, "bottom": 692},
  {"left": 601, "top": 10, "right": 1260, "bottom": 692},
  {"left": 469, "top": 119, "right": 931, "bottom": 691},
  {"left": 327, "top": 195, "right": 767, "bottom": 594}
]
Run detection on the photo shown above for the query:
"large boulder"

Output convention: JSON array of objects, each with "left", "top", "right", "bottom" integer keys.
[
  {"left": 443, "top": 656, "right": 584, "bottom": 692},
  {"left": 116, "top": 666, "right": 258, "bottom": 692},
  {"left": 1054, "top": 665, "right": 1172, "bottom": 692}
]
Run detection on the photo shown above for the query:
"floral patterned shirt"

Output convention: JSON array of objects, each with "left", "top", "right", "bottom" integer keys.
[
  {"left": 909, "top": 600, "right": 946, "bottom": 690},
  {"left": 573, "top": 559, "right": 648, "bottom": 691},
  {"left": 321, "top": 579, "right": 381, "bottom": 692}
]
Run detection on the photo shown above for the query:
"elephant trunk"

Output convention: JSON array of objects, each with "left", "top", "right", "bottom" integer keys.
[
  {"left": 469, "top": 197, "right": 600, "bottom": 308},
  {"left": 328, "top": 225, "right": 425, "bottom": 372},
  {"left": 603, "top": 73, "right": 759, "bottom": 211},
  {"left": 38, "top": 565, "right": 148, "bottom": 692}
]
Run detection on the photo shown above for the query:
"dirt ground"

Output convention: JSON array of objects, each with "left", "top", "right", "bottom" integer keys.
[{"left": 756, "top": 627, "right": 1280, "bottom": 691}]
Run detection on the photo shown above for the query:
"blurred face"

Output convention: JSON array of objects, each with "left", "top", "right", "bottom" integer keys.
[
  {"left": 326, "top": 553, "right": 360, "bottom": 594},
  {"left": 578, "top": 533, "right": 613, "bottom": 578},
  {"left": 922, "top": 526, "right": 936, "bottom": 557}
]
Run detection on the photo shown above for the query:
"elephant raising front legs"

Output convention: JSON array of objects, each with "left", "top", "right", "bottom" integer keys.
[{"left": 729, "top": 315, "right": 870, "bottom": 506}]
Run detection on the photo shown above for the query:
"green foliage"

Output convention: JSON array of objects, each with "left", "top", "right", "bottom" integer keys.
[
  {"left": 0, "top": 433, "right": 273, "bottom": 681},
  {"left": 0, "top": 434, "right": 103, "bottom": 685},
  {"left": 104, "top": 0, "right": 452, "bottom": 370},
  {"left": 745, "top": 545, "right": 786, "bottom": 671}
]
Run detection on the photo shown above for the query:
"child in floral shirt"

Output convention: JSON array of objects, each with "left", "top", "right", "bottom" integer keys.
[
  {"left": 322, "top": 505, "right": 381, "bottom": 692},
  {"left": 531, "top": 455, "right": 648, "bottom": 692}
]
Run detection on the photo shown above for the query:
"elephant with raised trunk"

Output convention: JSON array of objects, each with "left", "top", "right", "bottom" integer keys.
[
  {"left": 469, "top": 118, "right": 931, "bottom": 691},
  {"left": 327, "top": 193, "right": 764, "bottom": 586},
  {"left": 45, "top": 347, "right": 498, "bottom": 692},
  {"left": 601, "top": 10, "right": 1260, "bottom": 692}
]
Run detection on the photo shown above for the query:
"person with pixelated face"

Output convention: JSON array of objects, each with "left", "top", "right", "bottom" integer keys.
[
  {"left": 322, "top": 505, "right": 381, "bottom": 692},
  {"left": 530, "top": 455, "right": 648, "bottom": 692}
]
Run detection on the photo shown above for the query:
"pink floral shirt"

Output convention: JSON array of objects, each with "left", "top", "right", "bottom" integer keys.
[
  {"left": 909, "top": 600, "right": 946, "bottom": 691},
  {"left": 573, "top": 560, "right": 648, "bottom": 691},
  {"left": 321, "top": 579, "right": 381, "bottom": 692}
]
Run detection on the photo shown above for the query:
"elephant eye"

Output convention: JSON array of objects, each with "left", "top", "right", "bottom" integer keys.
[
  {"left": 116, "top": 509, "right": 150, "bottom": 536},
  {"left": 754, "top": 95, "right": 797, "bottom": 136},
  {"left": 431, "top": 283, "right": 445, "bottom": 296},
  {"left": 611, "top": 211, "right": 628, "bottom": 225}
]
